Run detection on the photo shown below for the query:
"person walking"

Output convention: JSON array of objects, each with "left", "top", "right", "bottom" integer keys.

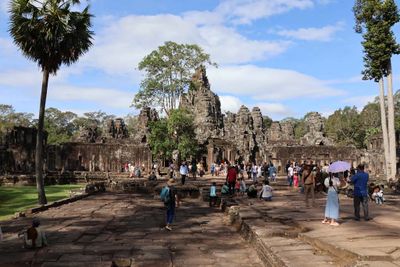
[
  {"left": 303, "top": 167, "right": 316, "bottom": 207},
  {"left": 180, "top": 162, "right": 189, "bottom": 185},
  {"left": 351, "top": 164, "right": 370, "bottom": 221},
  {"left": 268, "top": 164, "right": 277, "bottom": 182},
  {"left": 161, "top": 179, "right": 179, "bottom": 231}
]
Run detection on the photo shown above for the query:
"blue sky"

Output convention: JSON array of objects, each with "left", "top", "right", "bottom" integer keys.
[{"left": 0, "top": 0, "right": 399, "bottom": 120}]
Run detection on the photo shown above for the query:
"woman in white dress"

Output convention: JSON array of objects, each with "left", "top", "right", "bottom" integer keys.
[{"left": 322, "top": 174, "right": 340, "bottom": 226}]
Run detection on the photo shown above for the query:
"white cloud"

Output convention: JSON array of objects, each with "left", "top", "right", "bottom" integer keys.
[
  {"left": 219, "top": 95, "right": 293, "bottom": 118},
  {"left": 255, "top": 102, "right": 293, "bottom": 117},
  {"left": 277, "top": 22, "right": 344, "bottom": 42},
  {"left": 0, "top": 69, "right": 42, "bottom": 87},
  {"left": 208, "top": 65, "right": 344, "bottom": 100},
  {"left": 48, "top": 85, "right": 133, "bottom": 109},
  {"left": 81, "top": 14, "right": 290, "bottom": 76},
  {"left": 342, "top": 95, "right": 376, "bottom": 110},
  {"left": 217, "top": 0, "right": 314, "bottom": 25},
  {"left": 219, "top": 95, "right": 243, "bottom": 113}
]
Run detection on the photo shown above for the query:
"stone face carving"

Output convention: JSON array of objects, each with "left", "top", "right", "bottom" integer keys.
[
  {"left": 300, "top": 112, "right": 334, "bottom": 146},
  {"left": 251, "top": 107, "right": 264, "bottom": 145},
  {"left": 134, "top": 107, "right": 158, "bottom": 143},
  {"left": 180, "top": 65, "right": 223, "bottom": 143},
  {"left": 78, "top": 125, "right": 99, "bottom": 143},
  {"left": 114, "top": 118, "right": 128, "bottom": 139},
  {"left": 267, "top": 122, "right": 282, "bottom": 143}
]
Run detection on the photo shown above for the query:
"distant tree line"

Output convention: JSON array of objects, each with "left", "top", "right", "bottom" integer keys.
[
  {"left": 2, "top": 91, "right": 399, "bottom": 149},
  {"left": 0, "top": 104, "right": 137, "bottom": 145}
]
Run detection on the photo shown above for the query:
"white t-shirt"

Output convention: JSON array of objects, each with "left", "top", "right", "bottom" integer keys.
[
  {"left": 288, "top": 166, "right": 294, "bottom": 176},
  {"left": 261, "top": 185, "right": 273, "bottom": 198}
]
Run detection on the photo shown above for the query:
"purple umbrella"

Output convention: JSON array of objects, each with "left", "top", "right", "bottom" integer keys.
[{"left": 328, "top": 161, "right": 351, "bottom": 173}]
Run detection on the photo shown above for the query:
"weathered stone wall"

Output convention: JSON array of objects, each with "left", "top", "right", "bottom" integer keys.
[
  {"left": 0, "top": 127, "right": 152, "bottom": 175},
  {"left": 0, "top": 127, "right": 41, "bottom": 174},
  {"left": 46, "top": 142, "right": 152, "bottom": 173},
  {"left": 264, "top": 146, "right": 384, "bottom": 178}
]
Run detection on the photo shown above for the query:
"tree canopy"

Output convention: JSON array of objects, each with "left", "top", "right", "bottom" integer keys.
[
  {"left": 44, "top": 107, "right": 77, "bottom": 144},
  {"left": 354, "top": 0, "right": 400, "bottom": 81},
  {"left": 148, "top": 108, "right": 197, "bottom": 160},
  {"left": 133, "top": 41, "right": 216, "bottom": 116}
]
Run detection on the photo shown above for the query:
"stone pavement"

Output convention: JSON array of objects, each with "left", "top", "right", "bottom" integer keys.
[
  {"left": 232, "top": 176, "right": 400, "bottom": 267},
  {"left": 0, "top": 192, "right": 263, "bottom": 267}
]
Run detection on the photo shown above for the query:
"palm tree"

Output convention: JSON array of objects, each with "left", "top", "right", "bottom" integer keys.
[{"left": 9, "top": 0, "right": 93, "bottom": 204}]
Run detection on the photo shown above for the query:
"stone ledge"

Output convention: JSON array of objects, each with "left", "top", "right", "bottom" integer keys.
[{"left": 26, "top": 183, "right": 105, "bottom": 215}]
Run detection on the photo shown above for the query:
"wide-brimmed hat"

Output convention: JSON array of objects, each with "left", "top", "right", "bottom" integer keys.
[{"left": 167, "top": 179, "right": 176, "bottom": 186}]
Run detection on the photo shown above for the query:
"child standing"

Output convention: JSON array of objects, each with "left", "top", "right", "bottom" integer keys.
[
  {"left": 240, "top": 178, "right": 247, "bottom": 195},
  {"left": 209, "top": 182, "right": 217, "bottom": 207},
  {"left": 293, "top": 170, "right": 299, "bottom": 187},
  {"left": 235, "top": 179, "right": 241, "bottom": 196}
]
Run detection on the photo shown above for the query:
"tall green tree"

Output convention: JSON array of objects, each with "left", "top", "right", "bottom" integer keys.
[
  {"left": 9, "top": 0, "right": 93, "bottom": 204},
  {"left": 133, "top": 41, "right": 216, "bottom": 116},
  {"left": 148, "top": 108, "right": 197, "bottom": 160},
  {"left": 44, "top": 108, "right": 77, "bottom": 144},
  {"left": 354, "top": 0, "right": 400, "bottom": 179},
  {"left": 0, "top": 104, "right": 34, "bottom": 133},
  {"left": 325, "top": 106, "right": 364, "bottom": 148}
]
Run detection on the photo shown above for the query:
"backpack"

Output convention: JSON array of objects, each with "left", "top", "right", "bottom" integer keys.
[{"left": 160, "top": 186, "right": 171, "bottom": 204}]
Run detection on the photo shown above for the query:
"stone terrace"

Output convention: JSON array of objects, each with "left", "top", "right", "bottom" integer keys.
[
  {"left": 0, "top": 192, "right": 263, "bottom": 267},
  {"left": 1, "top": 175, "right": 400, "bottom": 267}
]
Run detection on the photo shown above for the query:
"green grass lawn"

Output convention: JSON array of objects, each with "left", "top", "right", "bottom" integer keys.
[{"left": 0, "top": 184, "right": 85, "bottom": 221}]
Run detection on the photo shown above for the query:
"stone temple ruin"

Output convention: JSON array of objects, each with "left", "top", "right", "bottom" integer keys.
[{"left": 0, "top": 66, "right": 388, "bottom": 182}]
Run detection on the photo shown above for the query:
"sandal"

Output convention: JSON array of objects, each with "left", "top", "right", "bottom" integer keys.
[
  {"left": 330, "top": 222, "right": 339, "bottom": 226},
  {"left": 321, "top": 219, "right": 329, "bottom": 224}
]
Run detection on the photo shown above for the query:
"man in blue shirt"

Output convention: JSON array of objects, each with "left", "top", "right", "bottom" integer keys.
[{"left": 351, "top": 164, "right": 370, "bottom": 221}]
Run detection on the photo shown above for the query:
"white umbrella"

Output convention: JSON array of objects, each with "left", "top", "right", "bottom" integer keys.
[{"left": 328, "top": 161, "right": 351, "bottom": 173}]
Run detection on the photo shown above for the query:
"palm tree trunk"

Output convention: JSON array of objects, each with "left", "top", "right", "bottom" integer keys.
[
  {"left": 35, "top": 69, "right": 49, "bottom": 205},
  {"left": 387, "top": 60, "right": 397, "bottom": 179},
  {"left": 378, "top": 78, "right": 391, "bottom": 180}
]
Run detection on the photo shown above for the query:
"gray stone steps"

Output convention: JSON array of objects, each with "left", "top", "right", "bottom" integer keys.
[{"left": 229, "top": 204, "right": 341, "bottom": 267}]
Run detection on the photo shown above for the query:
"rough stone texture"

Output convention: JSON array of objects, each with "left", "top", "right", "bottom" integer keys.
[
  {"left": 0, "top": 127, "right": 41, "bottom": 174},
  {"left": 133, "top": 107, "right": 158, "bottom": 144},
  {"left": 0, "top": 66, "right": 388, "bottom": 177},
  {"left": 232, "top": 175, "right": 400, "bottom": 267},
  {"left": 180, "top": 66, "right": 223, "bottom": 143},
  {"left": 0, "top": 192, "right": 263, "bottom": 267},
  {"left": 46, "top": 143, "right": 152, "bottom": 173},
  {"left": 104, "top": 118, "right": 129, "bottom": 140},
  {"left": 300, "top": 112, "right": 334, "bottom": 146}
]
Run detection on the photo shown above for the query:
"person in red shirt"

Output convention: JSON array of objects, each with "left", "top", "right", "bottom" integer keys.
[{"left": 226, "top": 165, "right": 237, "bottom": 195}]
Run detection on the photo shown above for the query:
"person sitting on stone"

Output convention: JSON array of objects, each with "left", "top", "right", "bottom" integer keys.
[
  {"left": 148, "top": 171, "right": 157, "bottom": 181},
  {"left": 372, "top": 186, "right": 385, "bottom": 205},
  {"left": 259, "top": 180, "right": 273, "bottom": 201},
  {"left": 221, "top": 182, "right": 229, "bottom": 195},
  {"left": 247, "top": 182, "right": 258, "bottom": 198},
  {"left": 19, "top": 218, "right": 47, "bottom": 249}
]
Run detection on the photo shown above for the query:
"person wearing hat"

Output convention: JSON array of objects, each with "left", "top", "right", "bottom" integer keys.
[{"left": 164, "top": 179, "right": 179, "bottom": 231}]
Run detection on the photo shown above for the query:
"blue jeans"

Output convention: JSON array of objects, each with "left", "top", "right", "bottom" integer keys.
[
  {"left": 166, "top": 207, "right": 175, "bottom": 224},
  {"left": 287, "top": 175, "right": 293, "bottom": 186}
]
